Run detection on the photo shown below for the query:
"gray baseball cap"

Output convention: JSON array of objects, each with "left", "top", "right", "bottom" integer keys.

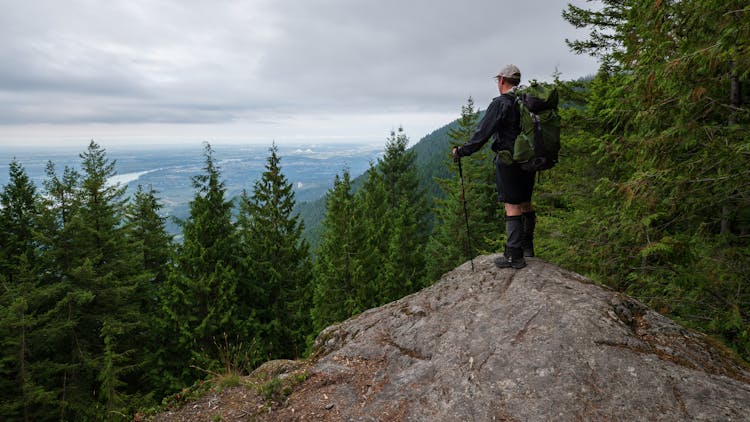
[{"left": 495, "top": 64, "right": 521, "bottom": 80}]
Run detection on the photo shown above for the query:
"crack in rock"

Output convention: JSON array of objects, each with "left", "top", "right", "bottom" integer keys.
[{"left": 380, "top": 332, "right": 431, "bottom": 360}]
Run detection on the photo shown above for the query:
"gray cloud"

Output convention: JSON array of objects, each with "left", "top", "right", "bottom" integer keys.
[{"left": 0, "top": 0, "right": 599, "bottom": 142}]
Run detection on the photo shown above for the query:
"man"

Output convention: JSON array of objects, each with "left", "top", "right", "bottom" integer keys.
[{"left": 452, "top": 64, "right": 536, "bottom": 269}]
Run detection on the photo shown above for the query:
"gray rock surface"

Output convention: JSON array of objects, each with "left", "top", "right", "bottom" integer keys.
[{"left": 276, "top": 255, "right": 750, "bottom": 421}]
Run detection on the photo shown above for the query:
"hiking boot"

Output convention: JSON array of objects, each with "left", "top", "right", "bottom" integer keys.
[
  {"left": 499, "top": 217, "right": 527, "bottom": 269},
  {"left": 495, "top": 247, "right": 526, "bottom": 269},
  {"left": 522, "top": 211, "right": 536, "bottom": 257}
]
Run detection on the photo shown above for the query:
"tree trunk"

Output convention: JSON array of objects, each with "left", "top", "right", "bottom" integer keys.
[{"left": 721, "top": 66, "right": 741, "bottom": 234}]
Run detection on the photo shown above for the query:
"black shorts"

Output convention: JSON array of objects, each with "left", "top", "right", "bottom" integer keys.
[{"left": 495, "top": 157, "right": 535, "bottom": 204}]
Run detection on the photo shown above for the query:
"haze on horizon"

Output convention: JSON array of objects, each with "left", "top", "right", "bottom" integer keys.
[{"left": 0, "top": 0, "right": 600, "bottom": 149}]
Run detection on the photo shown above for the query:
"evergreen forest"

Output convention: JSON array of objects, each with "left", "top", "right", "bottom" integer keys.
[{"left": 1, "top": 1, "right": 748, "bottom": 419}]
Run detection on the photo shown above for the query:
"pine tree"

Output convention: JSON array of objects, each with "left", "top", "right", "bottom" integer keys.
[
  {"left": 425, "top": 98, "right": 500, "bottom": 281},
  {"left": 562, "top": 0, "right": 630, "bottom": 69},
  {"left": 127, "top": 185, "right": 173, "bottom": 287},
  {"left": 561, "top": 0, "right": 750, "bottom": 359},
  {"left": 352, "top": 162, "right": 388, "bottom": 310},
  {"left": 68, "top": 141, "right": 147, "bottom": 418},
  {"left": 34, "top": 161, "right": 84, "bottom": 421},
  {"left": 125, "top": 185, "right": 174, "bottom": 395},
  {"left": 237, "top": 144, "right": 312, "bottom": 359},
  {"left": 0, "top": 160, "right": 58, "bottom": 421},
  {"left": 37, "top": 161, "right": 81, "bottom": 279},
  {"left": 311, "top": 170, "right": 361, "bottom": 332},
  {"left": 356, "top": 128, "right": 430, "bottom": 305},
  {"left": 0, "top": 160, "right": 38, "bottom": 284},
  {"left": 158, "top": 143, "right": 241, "bottom": 389},
  {"left": 20, "top": 142, "right": 149, "bottom": 419}
]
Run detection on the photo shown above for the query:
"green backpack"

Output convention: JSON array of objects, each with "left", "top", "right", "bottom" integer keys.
[{"left": 512, "top": 81, "right": 561, "bottom": 172}]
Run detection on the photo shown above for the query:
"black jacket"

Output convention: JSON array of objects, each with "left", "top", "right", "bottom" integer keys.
[{"left": 456, "top": 91, "right": 520, "bottom": 157}]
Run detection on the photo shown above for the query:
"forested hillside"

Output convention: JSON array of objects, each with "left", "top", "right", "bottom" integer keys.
[
  {"left": 296, "top": 110, "right": 489, "bottom": 252},
  {"left": 545, "top": 0, "right": 749, "bottom": 361},
  {"left": 295, "top": 119, "right": 462, "bottom": 251},
  {"left": 0, "top": 1, "right": 747, "bottom": 420}
]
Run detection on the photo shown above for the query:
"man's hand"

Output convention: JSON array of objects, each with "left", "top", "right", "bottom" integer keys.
[{"left": 452, "top": 147, "right": 460, "bottom": 162}]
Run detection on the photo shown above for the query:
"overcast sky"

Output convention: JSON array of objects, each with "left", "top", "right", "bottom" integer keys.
[{"left": 0, "top": 0, "right": 600, "bottom": 148}]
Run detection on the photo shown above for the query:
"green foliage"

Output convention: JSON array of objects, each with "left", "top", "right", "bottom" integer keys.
[
  {"left": 378, "top": 128, "right": 430, "bottom": 299},
  {"left": 555, "top": 0, "right": 750, "bottom": 361},
  {"left": 296, "top": 197, "right": 327, "bottom": 252},
  {"left": 563, "top": 0, "right": 629, "bottom": 68},
  {"left": 298, "top": 118, "right": 462, "bottom": 246},
  {"left": 0, "top": 142, "right": 158, "bottom": 420},
  {"left": 259, "top": 377, "right": 288, "bottom": 402},
  {"left": 310, "top": 128, "right": 431, "bottom": 332},
  {"left": 2, "top": 141, "right": 315, "bottom": 418},
  {"left": 0, "top": 160, "right": 38, "bottom": 283},
  {"left": 126, "top": 185, "right": 173, "bottom": 285},
  {"left": 125, "top": 185, "right": 176, "bottom": 398},
  {"left": 426, "top": 98, "right": 501, "bottom": 281},
  {"left": 357, "top": 128, "right": 430, "bottom": 306},
  {"left": 0, "top": 162, "right": 44, "bottom": 421},
  {"left": 67, "top": 141, "right": 151, "bottom": 418},
  {"left": 311, "top": 170, "right": 362, "bottom": 333},
  {"left": 257, "top": 371, "right": 309, "bottom": 404},
  {"left": 158, "top": 142, "right": 244, "bottom": 391},
  {"left": 237, "top": 143, "right": 312, "bottom": 360}
]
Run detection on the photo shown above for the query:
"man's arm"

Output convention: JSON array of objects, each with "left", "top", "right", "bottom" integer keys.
[{"left": 454, "top": 98, "right": 501, "bottom": 158}]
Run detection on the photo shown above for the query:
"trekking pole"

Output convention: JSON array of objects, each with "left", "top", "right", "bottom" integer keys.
[{"left": 456, "top": 156, "right": 475, "bottom": 271}]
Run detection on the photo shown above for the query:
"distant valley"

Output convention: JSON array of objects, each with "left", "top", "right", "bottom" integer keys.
[{"left": 1, "top": 142, "right": 385, "bottom": 238}]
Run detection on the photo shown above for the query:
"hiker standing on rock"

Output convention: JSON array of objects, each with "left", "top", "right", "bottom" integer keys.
[{"left": 452, "top": 64, "right": 535, "bottom": 269}]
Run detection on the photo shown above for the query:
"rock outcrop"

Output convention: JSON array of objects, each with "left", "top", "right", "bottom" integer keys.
[{"left": 159, "top": 255, "right": 750, "bottom": 421}]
